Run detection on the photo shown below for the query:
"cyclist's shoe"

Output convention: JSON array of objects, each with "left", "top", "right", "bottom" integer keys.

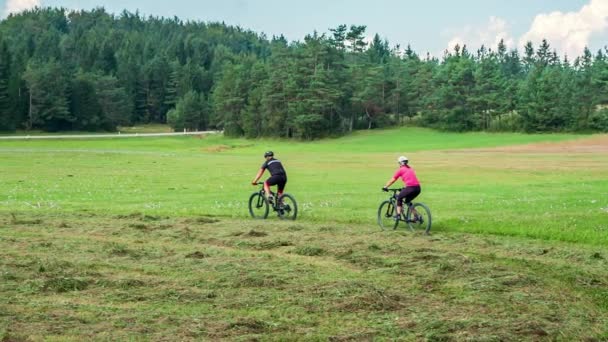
[
  {"left": 411, "top": 212, "right": 420, "bottom": 223},
  {"left": 393, "top": 215, "right": 400, "bottom": 221},
  {"left": 267, "top": 195, "right": 274, "bottom": 204}
]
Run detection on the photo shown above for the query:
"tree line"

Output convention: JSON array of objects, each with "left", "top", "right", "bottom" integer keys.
[{"left": 0, "top": 7, "right": 607, "bottom": 137}]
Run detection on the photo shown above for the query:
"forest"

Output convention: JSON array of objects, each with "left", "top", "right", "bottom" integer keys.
[{"left": 0, "top": 7, "right": 607, "bottom": 138}]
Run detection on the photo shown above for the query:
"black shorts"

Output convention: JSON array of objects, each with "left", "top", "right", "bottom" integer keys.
[
  {"left": 397, "top": 185, "right": 421, "bottom": 206},
  {"left": 265, "top": 174, "right": 287, "bottom": 192}
]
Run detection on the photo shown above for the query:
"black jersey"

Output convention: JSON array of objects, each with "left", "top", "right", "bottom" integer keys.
[{"left": 261, "top": 158, "right": 286, "bottom": 176}]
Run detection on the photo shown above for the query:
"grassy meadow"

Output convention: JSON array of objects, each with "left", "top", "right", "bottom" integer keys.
[
  {"left": 1, "top": 127, "right": 606, "bottom": 243},
  {"left": 1, "top": 127, "right": 607, "bottom": 340}
]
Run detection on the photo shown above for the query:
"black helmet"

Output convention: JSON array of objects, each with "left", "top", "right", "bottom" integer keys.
[{"left": 264, "top": 151, "right": 274, "bottom": 158}]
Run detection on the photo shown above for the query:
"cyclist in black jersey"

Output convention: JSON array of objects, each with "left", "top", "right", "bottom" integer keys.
[{"left": 251, "top": 151, "right": 288, "bottom": 203}]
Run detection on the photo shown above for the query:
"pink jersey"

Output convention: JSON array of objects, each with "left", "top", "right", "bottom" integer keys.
[{"left": 393, "top": 166, "right": 420, "bottom": 187}]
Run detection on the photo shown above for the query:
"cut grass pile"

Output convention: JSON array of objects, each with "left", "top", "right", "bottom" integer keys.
[{"left": 1, "top": 212, "right": 606, "bottom": 340}]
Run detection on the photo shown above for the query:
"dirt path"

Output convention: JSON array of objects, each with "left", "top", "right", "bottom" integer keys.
[{"left": 461, "top": 134, "right": 608, "bottom": 154}]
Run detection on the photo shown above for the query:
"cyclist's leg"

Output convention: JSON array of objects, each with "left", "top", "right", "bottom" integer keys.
[
  {"left": 276, "top": 176, "right": 287, "bottom": 203},
  {"left": 263, "top": 180, "right": 272, "bottom": 200},
  {"left": 265, "top": 175, "right": 281, "bottom": 202},
  {"left": 276, "top": 176, "right": 287, "bottom": 197},
  {"left": 396, "top": 188, "right": 409, "bottom": 218},
  {"left": 404, "top": 186, "right": 422, "bottom": 218}
]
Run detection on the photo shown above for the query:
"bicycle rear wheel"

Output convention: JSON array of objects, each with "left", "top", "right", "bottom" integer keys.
[
  {"left": 377, "top": 200, "right": 398, "bottom": 230},
  {"left": 277, "top": 193, "right": 297, "bottom": 220},
  {"left": 248, "top": 192, "right": 269, "bottom": 219},
  {"left": 407, "top": 203, "right": 431, "bottom": 234}
]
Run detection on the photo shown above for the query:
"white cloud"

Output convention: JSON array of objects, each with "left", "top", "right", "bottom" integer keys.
[
  {"left": 2, "top": 0, "right": 41, "bottom": 18},
  {"left": 518, "top": 0, "right": 608, "bottom": 58},
  {"left": 443, "top": 0, "right": 608, "bottom": 59},
  {"left": 444, "top": 16, "right": 515, "bottom": 55}
]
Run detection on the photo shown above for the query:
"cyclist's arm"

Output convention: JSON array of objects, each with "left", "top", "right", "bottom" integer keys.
[
  {"left": 384, "top": 176, "right": 398, "bottom": 189},
  {"left": 252, "top": 168, "right": 265, "bottom": 184},
  {"left": 384, "top": 168, "right": 404, "bottom": 188}
]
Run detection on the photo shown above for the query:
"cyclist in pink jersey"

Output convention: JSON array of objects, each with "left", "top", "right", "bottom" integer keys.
[{"left": 382, "top": 156, "right": 421, "bottom": 220}]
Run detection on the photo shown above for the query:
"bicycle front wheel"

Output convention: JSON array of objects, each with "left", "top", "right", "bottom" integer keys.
[
  {"left": 407, "top": 202, "right": 431, "bottom": 234},
  {"left": 277, "top": 193, "right": 297, "bottom": 220},
  {"left": 377, "top": 200, "right": 398, "bottom": 230},
  {"left": 248, "top": 192, "right": 269, "bottom": 219}
]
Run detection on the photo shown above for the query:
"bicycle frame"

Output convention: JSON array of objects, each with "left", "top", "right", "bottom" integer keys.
[
  {"left": 383, "top": 188, "right": 417, "bottom": 222},
  {"left": 249, "top": 182, "right": 298, "bottom": 220},
  {"left": 378, "top": 188, "right": 431, "bottom": 233},
  {"left": 254, "top": 182, "right": 278, "bottom": 210}
]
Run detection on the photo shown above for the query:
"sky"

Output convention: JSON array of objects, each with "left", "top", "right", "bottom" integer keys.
[{"left": 1, "top": 0, "right": 607, "bottom": 59}]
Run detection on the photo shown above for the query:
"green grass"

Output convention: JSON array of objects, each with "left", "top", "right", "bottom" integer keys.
[
  {"left": 0, "top": 123, "right": 174, "bottom": 136},
  {"left": 1, "top": 127, "right": 608, "bottom": 340},
  {"left": 0, "top": 127, "right": 605, "bottom": 244},
  {"left": 117, "top": 124, "right": 175, "bottom": 134}
]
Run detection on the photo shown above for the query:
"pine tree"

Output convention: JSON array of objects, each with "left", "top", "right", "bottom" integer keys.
[
  {"left": 389, "top": 48, "right": 423, "bottom": 125},
  {"left": 167, "top": 90, "right": 205, "bottom": 131},
  {"left": 133, "top": 75, "right": 149, "bottom": 124},
  {"left": 346, "top": 25, "right": 367, "bottom": 53},
  {"left": 351, "top": 63, "right": 386, "bottom": 129},
  {"left": 260, "top": 40, "right": 291, "bottom": 137},
  {"left": 69, "top": 71, "right": 104, "bottom": 130},
  {"left": 500, "top": 50, "right": 523, "bottom": 114},
  {"left": 211, "top": 61, "right": 248, "bottom": 136},
  {"left": 592, "top": 49, "right": 608, "bottom": 106},
  {"left": 414, "top": 56, "right": 438, "bottom": 125},
  {"left": 0, "top": 38, "right": 14, "bottom": 131},
  {"left": 241, "top": 61, "right": 267, "bottom": 138},
  {"left": 429, "top": 46, "right": 476, "bottom": 131},
  {"left": 367, "top": 34, "right": 390, "bottom": 64},
  {"left": 518, "top": 64, "right": 564, "bottom": 132},
  {"left": 94, "top": 74, "right": 132, "bottom": 129},
  {"left": 143, "top": 55, "right": 171, "bottom": 123},
  {"left": 472, "top": 48, "right": 502, "bottom": 130},
  {"left": 522, "top": 41, "right": 535, "bottom": 73},
  {"left": 329, "top": 24, "right": 347, "bottom": 51},
  {"left": 164, "top": 61, "right": 179, "bottom": 111},
  {"left": 571, "top": 48, "right": 596, "bottom": 130},
  {"left": 22, "top": 60, "right": 72, "bottom": 131}
]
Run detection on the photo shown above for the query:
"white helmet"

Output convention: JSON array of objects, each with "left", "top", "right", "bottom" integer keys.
[{"left": 398, "top": 156, "right": 408, "bottom": 165}]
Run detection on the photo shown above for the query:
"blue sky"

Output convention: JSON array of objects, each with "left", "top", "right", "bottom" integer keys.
[{"left": 2, "top": 0, "right": 607, "bottom": 58}]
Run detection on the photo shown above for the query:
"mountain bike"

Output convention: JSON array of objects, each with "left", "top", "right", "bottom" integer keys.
[
  {"left": 248, "top": 182, "right": 298, "bottom": 220},
  {"left": 377, "top": 188, "right": 431, "bottom": 234}
]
